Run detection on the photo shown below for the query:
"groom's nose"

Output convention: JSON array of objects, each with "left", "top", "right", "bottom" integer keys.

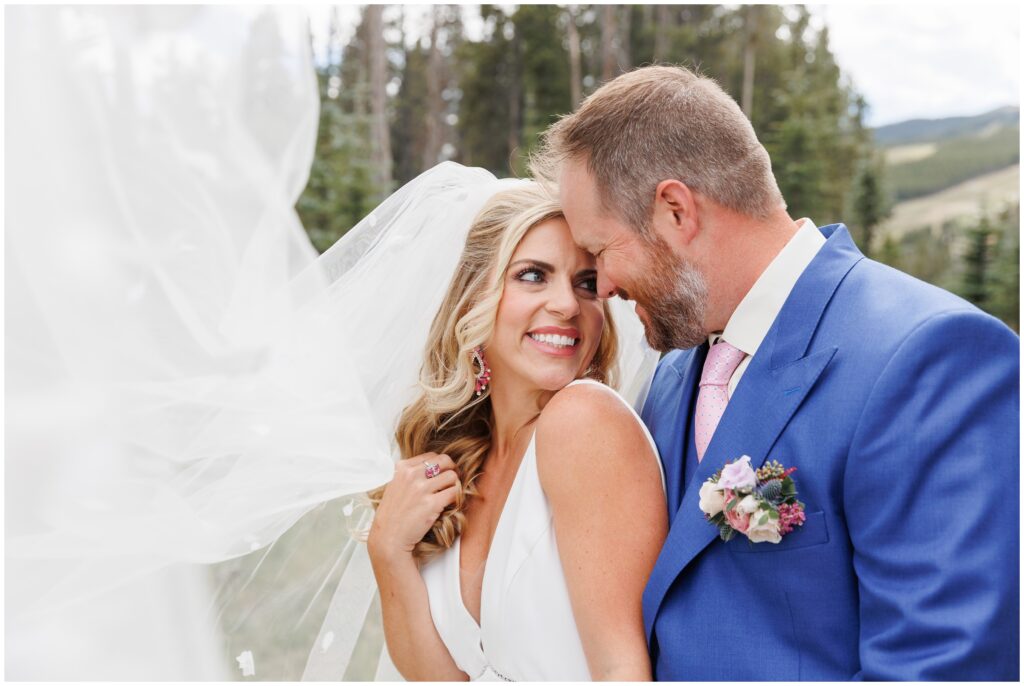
[{"left": 596, "top": 269, "right": 619, "bottom": 300}]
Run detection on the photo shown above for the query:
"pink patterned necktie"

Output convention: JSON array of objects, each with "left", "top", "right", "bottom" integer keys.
[{"left": 695, "top": 340, "right": 747, "bottom": 462}]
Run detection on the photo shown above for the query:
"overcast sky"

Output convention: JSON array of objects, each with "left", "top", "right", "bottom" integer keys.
[
  {"left": 809, "top": 2, "right": 1019, "bottom": 126},
  {"left": 306, "top": 2, "right": 1021, "bottom": 128}
]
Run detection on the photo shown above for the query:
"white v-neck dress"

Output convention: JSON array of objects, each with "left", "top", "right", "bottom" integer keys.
[{"left": 419, "top": 379, "right": 664, "bottom": 681}]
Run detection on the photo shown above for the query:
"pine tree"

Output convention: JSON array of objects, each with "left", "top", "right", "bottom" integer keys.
[
  {"left": 851, "top": 152, "right": 892, "bottom": 258},
  {"left": 392, "top": 5, "right": 465, "bottom": 183},
  {"left": 392, "top": 38, "right": 430, "bottom": 185},
  {"left": 979, "top": 205, "right": 1019, "bottom": 330},
  {"left": 959, "top": 213, "right": 998, "bottom": 307},
  {"left": 905, "top": 222, "right": 956, "bottom": 290},
  {"left": 513, "top": 4, "right": 572, "bottom": 170},
  {"left": 759, "top": 7, "right": 870, "bottom": 223},
  {"left": 296, "top": 11, "right": 378, "bottom": 253},
  {"left": 456, "top": 7, "right": 518, "bottom": 174},
  {"left": 877, "top": 233, "right": 903, "bottom": 272}
]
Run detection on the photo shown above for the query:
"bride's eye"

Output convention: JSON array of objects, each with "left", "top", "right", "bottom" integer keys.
[
  {"left": 577, "top": 276, "right": 598, "bottom": 294},
  {"left": 516, "top": 268, "right": 545, "bottom": 284}
]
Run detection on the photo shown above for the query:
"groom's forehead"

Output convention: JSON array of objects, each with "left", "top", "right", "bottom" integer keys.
[
  {"left": 559, "top": 161, "right": 601, "bottom": 212},
  {"left": 559, "top": 158, "right": 592, "bottom": 189}
]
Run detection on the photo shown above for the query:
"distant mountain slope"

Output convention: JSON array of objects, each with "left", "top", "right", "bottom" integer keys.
[
  {"left": 881, "top": 164, "right": 1019, "bottom": 237},
  {"left": 874, "top": 105, "right": 1019, "bottom": 146},
  {"left": 886, "top": 123, "right": 1019, "bottom": 201}
]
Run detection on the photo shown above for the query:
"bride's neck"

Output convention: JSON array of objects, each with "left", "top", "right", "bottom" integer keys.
[{"left": 486, "top": 377, "right": 552, "bottom": 464}]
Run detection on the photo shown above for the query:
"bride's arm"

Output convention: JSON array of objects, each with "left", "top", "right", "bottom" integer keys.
[
  {"left": 536, "top": 383, "right": 668, "bottom": 681},
  {"left": 368, "top": 454, "right": 470, "bottom": 681}
]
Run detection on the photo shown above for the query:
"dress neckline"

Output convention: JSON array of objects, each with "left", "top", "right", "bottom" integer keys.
[{"left": 452, "top": 428, "right": 536, "bottom": 638}]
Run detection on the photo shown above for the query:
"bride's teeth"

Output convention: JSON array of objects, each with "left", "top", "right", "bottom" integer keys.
[{"left": 529, "top": 333, "right": 577, "bottom": 348}]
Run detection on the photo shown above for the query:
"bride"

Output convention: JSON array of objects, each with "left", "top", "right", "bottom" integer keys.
[
  {"left": 367, "top": 184, "right": 667, "bottom": 680},
  {"left": 7, "top": 5, "right": 665, "bottom": 680}
]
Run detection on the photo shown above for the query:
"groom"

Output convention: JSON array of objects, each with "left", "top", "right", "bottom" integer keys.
[{"left": 534, "top": 65, "right": 1019, "bottom": 680}]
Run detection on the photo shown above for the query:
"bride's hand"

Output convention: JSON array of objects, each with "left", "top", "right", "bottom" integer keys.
[{"left": 369, "top": 453, "right": 460, "bottom": 559}]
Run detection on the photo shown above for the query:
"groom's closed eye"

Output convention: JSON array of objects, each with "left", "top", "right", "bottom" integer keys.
[{"left": 576, "top": 269, "right": 598, "bottom": 294}]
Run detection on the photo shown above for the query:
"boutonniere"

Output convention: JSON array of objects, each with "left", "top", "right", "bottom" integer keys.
[{"left": 698, "top": 456, "right": 806, "bottom": 544}]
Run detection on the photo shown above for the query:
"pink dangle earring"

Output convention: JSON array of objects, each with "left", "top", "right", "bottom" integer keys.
[{"left": 472, "top": 346, "right": 491, "bottom": 396}]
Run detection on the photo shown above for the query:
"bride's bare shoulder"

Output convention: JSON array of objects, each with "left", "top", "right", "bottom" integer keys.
[
  {"left": 538, "top": 380, "right": 630, "bottom": 427},
  {"left": 535, "top": 380, "right": 656, "bottom": 483}
]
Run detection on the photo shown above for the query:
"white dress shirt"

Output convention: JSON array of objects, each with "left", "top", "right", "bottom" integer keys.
[{"left": 709, "top": 218, "right": 826, "bottom": 397}]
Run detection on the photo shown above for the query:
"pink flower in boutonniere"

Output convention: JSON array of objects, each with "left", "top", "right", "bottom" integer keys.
[
  {"left": 716, "top": 455, "right": 757, "bottom": 491},
  {"left": 722, "top": 490, "right": 757, "bottom": 533},
  {"left": 777, "top": 502, "right": 807, "bottom": 535}
]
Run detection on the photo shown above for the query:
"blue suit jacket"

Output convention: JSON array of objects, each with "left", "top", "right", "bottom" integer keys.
[{"left": 640, "top": 225, "right": 1019, "bottom": 680}]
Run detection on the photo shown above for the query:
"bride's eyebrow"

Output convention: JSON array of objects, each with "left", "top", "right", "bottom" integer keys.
[
  {"left": 508, "top": 259, "right": 554, "bottom": 273},
  {"left": 576, "top": 268, "right": 597, "bottom": 279}
]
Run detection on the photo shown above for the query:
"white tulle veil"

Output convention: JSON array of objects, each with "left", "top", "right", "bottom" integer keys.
[{"left": 5, "top": 5, "right": 659, "bottom": 680}]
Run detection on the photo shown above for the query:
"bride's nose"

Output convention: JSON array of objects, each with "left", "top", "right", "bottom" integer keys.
[{"left": 545, "top": 278, "right": 581, "bottom": 319}]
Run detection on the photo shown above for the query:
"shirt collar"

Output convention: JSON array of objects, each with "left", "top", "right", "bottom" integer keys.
[{"left": 709, "top": 218, "right": 826, "bottom": 355}]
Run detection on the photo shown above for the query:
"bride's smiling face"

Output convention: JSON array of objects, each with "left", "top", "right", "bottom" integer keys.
[{"left": 487, "top": 217, "right": 605, "bottom": 393}]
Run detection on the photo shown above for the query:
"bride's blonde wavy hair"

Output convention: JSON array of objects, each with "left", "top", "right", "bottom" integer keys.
[{"left": 368, "top": 183, "right": 619, "bottom": 562}]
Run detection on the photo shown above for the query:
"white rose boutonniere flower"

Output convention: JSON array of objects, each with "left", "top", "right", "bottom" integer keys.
[
  {"left": 746, "top": 512, "right": 783, "bottom": 544},
  {"left": 699, "top": 480, "right": 726, "bottom": 517}
]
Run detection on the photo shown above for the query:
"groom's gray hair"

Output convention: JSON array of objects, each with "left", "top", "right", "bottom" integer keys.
[{"left": 532, "top": 65, "right": 785, "bottom": 234}]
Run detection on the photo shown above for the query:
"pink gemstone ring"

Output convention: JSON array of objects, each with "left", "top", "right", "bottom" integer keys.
[{"left": 423, "top": 461, "right": 441, "bottom": 479}]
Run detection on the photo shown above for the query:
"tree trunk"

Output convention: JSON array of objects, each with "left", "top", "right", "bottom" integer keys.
[
  {"left": 601, "top": 4, "right": 618, "bottom": 82},
  {"left": 366, "top": 5, "right": 392, "bottom": 194},
  {"left": 567, "top": 5, "right": 582, "bottom": 107},
  {"left": 741, "top": 5, "right": 759, "bottom": 119},
  {"left": 423, "top": 6, "right": 443, "bottom": 169},
  {"left": 654, "top": 5, "right": 672, "bottom": 63},
  {"left": 618, "top": 5, "right": 631, "bottom": 72},
  {"left": 507, "top": 26, "right": 522, "bottom": 168},
  {"left": 642, "top": 4, "right": 654, "bottom": 34}
]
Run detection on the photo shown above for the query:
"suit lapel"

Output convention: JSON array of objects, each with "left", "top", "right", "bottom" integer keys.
[
  {"left": 643, "top": 225, "right": 864, "bottom": 642},
  {"left": 656, "top": 347, "right": 705, "bottom": 518}
]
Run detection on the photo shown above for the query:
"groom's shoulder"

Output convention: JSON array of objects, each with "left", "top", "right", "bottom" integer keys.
[
  {"left": 643, "top": 348, "right": 700, "bottom": 410},
  {"left": 834, "top": 255, "right": 1014, "bottom": 342},
  {"left": 659, "top": 348, "right": 699, "bottom": 375}
]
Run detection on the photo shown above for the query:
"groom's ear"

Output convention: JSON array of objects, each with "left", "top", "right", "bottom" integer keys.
[{"left": 653, "top": 179, "right": 700, "bottom": 246}]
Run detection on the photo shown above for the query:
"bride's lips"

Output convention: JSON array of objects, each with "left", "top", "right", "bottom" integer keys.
[{"left": 524, "top": 326, "right": 581, "bottom": 358}]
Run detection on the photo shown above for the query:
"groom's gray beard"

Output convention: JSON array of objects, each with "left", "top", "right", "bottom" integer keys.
[{"left": 633, "top": 238, "right": 709, "bottom": 352}]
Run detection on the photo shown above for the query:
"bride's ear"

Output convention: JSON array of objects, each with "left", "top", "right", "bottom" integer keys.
[{"left": 652, "top": 179, "right": 700, "bottom": 247}]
